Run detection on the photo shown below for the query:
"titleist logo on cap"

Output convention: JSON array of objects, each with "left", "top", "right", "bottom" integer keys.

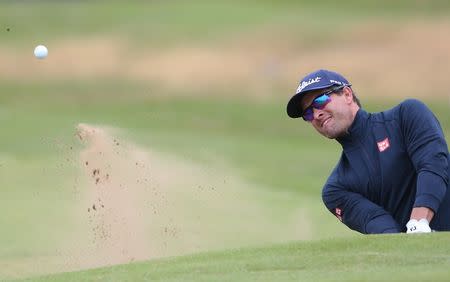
[{"left": 296, "top": 76, "right": 321, "bottom": 93}]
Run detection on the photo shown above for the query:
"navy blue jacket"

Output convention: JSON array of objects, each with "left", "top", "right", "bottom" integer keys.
[{"left": 322, "top": 99, "right": 450, "bottom": 234}]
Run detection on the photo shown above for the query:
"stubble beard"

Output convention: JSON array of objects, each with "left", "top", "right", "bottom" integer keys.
[{"left": 319, "top": 116, "right": 349, "bottom": 139}]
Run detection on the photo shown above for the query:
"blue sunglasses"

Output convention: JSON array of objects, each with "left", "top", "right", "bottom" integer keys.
[{"left": 302, "top": 85, "right": 348, "bottom": 121}]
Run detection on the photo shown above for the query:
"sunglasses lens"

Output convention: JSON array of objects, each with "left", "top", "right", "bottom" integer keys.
[
  {"left": 312, "top": 94, "right": 331, "bottom": 109},
  {"left": 302, "top": 94, "right": 332, "bottom": 121}
]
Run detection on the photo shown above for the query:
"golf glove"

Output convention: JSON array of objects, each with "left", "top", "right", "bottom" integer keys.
[{"left": 406, "top": 218, "right": 431, "bottom": 234}]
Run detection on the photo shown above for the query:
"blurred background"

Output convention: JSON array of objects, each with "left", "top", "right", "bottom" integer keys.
[{"left": 1, "top": 0, "right": 449, "bottom": 279}]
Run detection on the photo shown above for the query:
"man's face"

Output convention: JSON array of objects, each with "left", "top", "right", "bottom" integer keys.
[{"left": 300, "top": 87, "right": 355, "bottom": 139}]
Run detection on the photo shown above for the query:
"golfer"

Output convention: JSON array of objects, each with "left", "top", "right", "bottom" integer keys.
[{"left": 286, "top": 69, "right": 450, "bottom": 234}]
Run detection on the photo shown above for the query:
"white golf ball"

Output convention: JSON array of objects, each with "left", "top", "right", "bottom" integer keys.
[{"left": 34, "top": 45, "right": 48, "bottom": 59}]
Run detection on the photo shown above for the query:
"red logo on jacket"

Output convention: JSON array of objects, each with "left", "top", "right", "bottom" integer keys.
[
  {"left": 377, "top": 138, "right": 390, "bottom": 152},
  {"left": 335, "top": 208, "right": 343, "bottom": 221}
]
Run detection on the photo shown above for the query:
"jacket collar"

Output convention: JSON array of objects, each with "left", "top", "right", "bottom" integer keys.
[{"left": 336, "top": 109, "right": 370, "bottom": 147}]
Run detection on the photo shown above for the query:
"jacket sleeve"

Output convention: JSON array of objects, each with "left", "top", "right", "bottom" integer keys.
[
  {"left": 322, "top": 179, "right": 401, "bottom": 234},
  {"left": 400, "top": 99, "right": 449, "bottom": 213}
]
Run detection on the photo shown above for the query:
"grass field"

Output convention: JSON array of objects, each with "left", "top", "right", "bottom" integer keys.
[
  {"left": 22, "top": 233, "right": 450, "bottom": 282},
  {"left": 1, "top": 1, "right": 450, "bottom": 281}
]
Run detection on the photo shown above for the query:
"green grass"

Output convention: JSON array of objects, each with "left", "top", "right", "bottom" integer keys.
[
  {"left": 0, "top": 160, "right": 77, "bottom": 254},
  {"left": 1, "top": 0, "right": 449, "bottom": 46},
  {"left": 20, "top": 233, "right": 450, "bottom": 282}
]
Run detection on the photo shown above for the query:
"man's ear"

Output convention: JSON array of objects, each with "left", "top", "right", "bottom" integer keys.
[{"left": 343, "top": 87, "right": 354, "bottom": 104}]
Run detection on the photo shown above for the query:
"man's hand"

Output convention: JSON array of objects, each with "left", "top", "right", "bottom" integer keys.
[{"left": 406, "top": 218, "right": 432, "bottom": 234}]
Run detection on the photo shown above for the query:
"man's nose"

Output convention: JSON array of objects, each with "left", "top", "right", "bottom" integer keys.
[{"left": 313, "top": 108, "right": 325, "bottom": 120}]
